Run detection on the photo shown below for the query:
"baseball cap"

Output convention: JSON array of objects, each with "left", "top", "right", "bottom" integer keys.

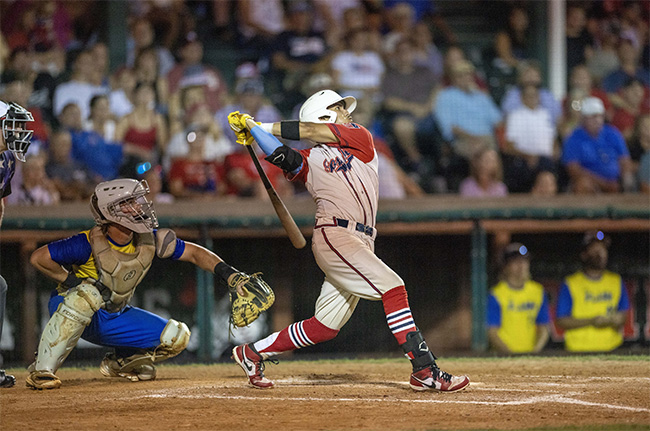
[
  {"left": 581, "top": 230, "right": 611, "bottom": 250},
  {"left": 502, "top": 242, "right": 529, "bottom": 265},
  {"left": 580, "top": 97, "right": 605, "bottom": 116}
]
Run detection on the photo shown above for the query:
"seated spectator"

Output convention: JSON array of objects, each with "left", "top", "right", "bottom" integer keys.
[
  {"left": 167, "top": 126, "right": 225, "bottom": 200},
  {"left": 236, "top": 0, "right": 286, "bottom": 60},
  {"left": 487, "top": 243, "right": 550, "bottom": 354},
  {"left": 165, "top": 102, "right": 232, "bottom": 171},
  {"left": 556, "top": 231, "right": 629, "bottom": 352},
  {"left": 611, "top": 77, "right": 649, "bottom": 142},
  {"left": 561, "top": 97, "right": 634, "bottom": 193},
  {"left": 587, "top": 20, "right": 620, "bottom": 85},
  {"left": 410, "top": 21, "right": 444, "bottom": 83},
  {"left": 559, "top": 65, "right": 612, "bottom": 139},
  {"left": 215, "top": 77, "right": 282, "bottom": 149},
  {"left": 375, "top": 138, "right": 425, "bottom": 199},
  {"left": 501, "top": 61, "right": 562, "bottom": 125},
  {"left": 6, "top": 152, "right": 60, "bottom": 206},
  {"left": 565, "top": 4, "right": 593, "bottom": 79},
  {"left": 379, "top": 38, "right": 438, "bottom": 178},
  {"left": 108, "top": 67, "right": 135, "bottom": 119},
  {"left": 134, "top": 46, "right": 169, "bottom": 114},
  {"left": 441, "top": 45, "right": 487, "bottom": 91},
  {"left": 330, "top": 28, "right": 385, "bottom": 125},
  {"left": 269, "top": 1, "right": 329, "bottom": 113},
  {"left": 459, "top": 147, "right": 508, "bottom": 198},
  {"left": 58, "top": 102, "right": 122, "bottom": 181},
  {"left": 222, "top": 146, "right": 293, "bottom": 199},
  {"left": 312, "top": 0, "right": 363, "bottom": 50},
  {"left": 1, "top": 76, "right": 50, "bottom": 151},
  {"left": 602, "top": 30, "right": 650, "bottom": 105},
  {"left": 434, "top": 60, "right": 502, "bottom": 188},
  {"left": 482, "top": 4, "right": 530, "bottom": 104},
  {"left": 634, "top": 115, "right": 650, "bottom": 193},
  {"left": 83, "top": 94, "right": 116, "bottom": 142},
  {"left": 502, "top": 84, "right": 558, "bottom": 193},
  {"left": 115, "top": 82, "right": 168, "bottom": 166},
  {"left": 53, "top": 49, "right": 106, "bottom": 120},
  {"left": 45, "top": 128, "right": 93, "bottom": 201},
  {"left": 530, "top": 170, "right": 558, "bottom": 197},
  {"left": 126, "top": 17, "right": 175, "bottom": 77},
  {"left": 382, "top": 2, "right": 416, "bottom": 57},
  {"left": 167, "top": 31, "right": 228, "bottom": 115}
]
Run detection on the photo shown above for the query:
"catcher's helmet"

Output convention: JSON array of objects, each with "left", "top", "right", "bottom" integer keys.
[
  {"left": 0, "top": 101, "right": 34, "bottom": 162},
  {"left": 299, "top": 90, "right": 356, "bottom": 123},
  {"left": 90, "top": 179, "right": 158, "bottom": 233}
]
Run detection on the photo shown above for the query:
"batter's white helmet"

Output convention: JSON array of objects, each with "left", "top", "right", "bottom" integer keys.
[
  {"left": 90, "top": 179, "right": 158, "bottom": 233},
  {"left": 0, "top": 101, "right": 34, "bottom": 162},
  {"left": 299, "top": 90, "right": 357, "bottom": 123}
]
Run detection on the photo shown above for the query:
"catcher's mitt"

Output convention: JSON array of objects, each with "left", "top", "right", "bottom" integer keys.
[{"left": 228, "top": 272, "right": 275, "bottom": 327}]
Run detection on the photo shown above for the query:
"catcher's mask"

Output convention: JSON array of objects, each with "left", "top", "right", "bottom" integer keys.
[
  {"left": 90, "top": 179, "right": 158, "bottom": 233},
  {"left": 299, "top": 89, "right": 356, "bottom": 123},
  {"left": 0, "top": 101, "right": 34, "bottom": 162}
]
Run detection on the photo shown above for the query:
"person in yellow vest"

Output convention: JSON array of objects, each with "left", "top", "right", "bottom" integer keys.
[
  {"left": 556, "top": 231, "right": 629, "bottom": 352},
  {"left": 487, "top": 242, "right": 550, "bottom": 353}
]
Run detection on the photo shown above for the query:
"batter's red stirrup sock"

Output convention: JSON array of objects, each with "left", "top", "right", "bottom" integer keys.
[
  {"left": 253, "top": 317, "right": 339, "bottom": 357},
  {"left": 382, "top": 286, "right": 416, "bottom": 345}
]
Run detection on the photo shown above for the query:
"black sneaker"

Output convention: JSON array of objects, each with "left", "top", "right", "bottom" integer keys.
[{"left": 0, "top": 370, "right": 16, "bottom": 388}]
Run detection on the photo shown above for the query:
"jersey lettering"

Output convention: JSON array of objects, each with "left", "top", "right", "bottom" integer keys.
[{"left": 323, "top": 150, "right": 354, "bottom": 173}]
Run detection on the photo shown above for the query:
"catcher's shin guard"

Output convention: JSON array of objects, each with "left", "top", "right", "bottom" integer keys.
[{"left": 27, "top": 284, "right": 103, "bottom": 390}]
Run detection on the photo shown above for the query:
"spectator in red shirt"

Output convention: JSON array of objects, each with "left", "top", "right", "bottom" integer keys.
[
  {"left": 611, "top": 77, "right": 650, "bottom": 142},
  {"left": 168, "top": 126, "right": 225, "bottom": 200}
]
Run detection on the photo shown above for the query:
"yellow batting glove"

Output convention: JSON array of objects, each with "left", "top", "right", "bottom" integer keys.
[
  {"left": 227, "top": 111, "right": 245, "bottom": 133},
  {"left": 235, "top": 130, "right": 255, "bottom": 146}
]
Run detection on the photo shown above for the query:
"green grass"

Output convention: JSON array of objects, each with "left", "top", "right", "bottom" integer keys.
[{"left": 450, "top": 426, "right": 649, "bottom": 431}]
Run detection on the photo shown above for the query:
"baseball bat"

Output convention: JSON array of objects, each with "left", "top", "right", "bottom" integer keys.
[{"left": 246, "top": 144, "right": 307, "bottom": 249}]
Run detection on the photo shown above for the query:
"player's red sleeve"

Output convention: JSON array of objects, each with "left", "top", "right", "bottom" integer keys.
[{"left": 327, "top": 123, "right": 375, "bottom": 163}]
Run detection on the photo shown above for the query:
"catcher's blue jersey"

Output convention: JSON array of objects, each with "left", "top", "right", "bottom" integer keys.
[
  {"left": 0, "top": 151, "right": 17, "bottom": 198},
  {"left": 47, "top": 230, "right": 186, "bottom": 354}
]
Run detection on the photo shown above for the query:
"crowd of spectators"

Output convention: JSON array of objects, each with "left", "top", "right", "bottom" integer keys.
[{"left": 0, "top": 0, "right": 648, "bottom": 206}]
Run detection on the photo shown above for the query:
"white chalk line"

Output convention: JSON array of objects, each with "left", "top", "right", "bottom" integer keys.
[{"left": 132, "top": 389, "right": 650, "bottom": 413}]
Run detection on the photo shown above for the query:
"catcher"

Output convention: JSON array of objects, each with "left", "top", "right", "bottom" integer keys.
[{"left": 27, "top": 178, "right": 273, "bottom": 389}]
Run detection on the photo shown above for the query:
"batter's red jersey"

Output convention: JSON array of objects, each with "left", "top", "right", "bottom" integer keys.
[{"left": 290, "top": 123, "right": 378, "bottom": 226}]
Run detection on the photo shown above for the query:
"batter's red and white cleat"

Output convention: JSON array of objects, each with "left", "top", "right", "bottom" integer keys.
[
  {"left": 231, "top": 344, "right": 274, "bottom": 389},
  {"left": 410, "top": 365, "right": 470, "bottom": 392}
]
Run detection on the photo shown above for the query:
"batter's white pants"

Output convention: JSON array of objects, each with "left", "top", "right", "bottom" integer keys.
[{"left": 311, "top": 225, "right": 404, "bottom": 330}]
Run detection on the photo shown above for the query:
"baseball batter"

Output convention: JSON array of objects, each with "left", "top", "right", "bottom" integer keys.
[
  {"left": 229, "top": 90, "right": 469, "bottom": 392},
  {"left": 26, "top": 178, "right": 258, "bottom": 389},
  {"left": 0, "top": 101, "right": 34, "bottom": 388}
]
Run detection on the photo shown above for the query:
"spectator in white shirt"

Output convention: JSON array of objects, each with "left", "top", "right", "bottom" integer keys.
[
  {"left": 503, "top": 84, "right": 558, "bottom": 193},
  {"left": 53, "top": 50, "right": 107, "bottom": 120}
]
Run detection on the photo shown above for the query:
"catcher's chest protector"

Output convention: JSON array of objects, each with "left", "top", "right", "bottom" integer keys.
[{"left": 89, "top": 227, "right": 155, "bottom": 311}]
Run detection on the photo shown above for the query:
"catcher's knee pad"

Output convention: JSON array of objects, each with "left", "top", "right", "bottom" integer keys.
[
  {"left": 155, "top": 319, "right": 191, "bottom": 360},
  {"left": 35, "top": 283, "right": 103, "bottom": 373}
]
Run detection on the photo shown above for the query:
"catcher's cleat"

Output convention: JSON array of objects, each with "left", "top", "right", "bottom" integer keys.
[
  {"left": 26, "top": 370, "right": 61, "bottom": 390},
  {"left": 99, "top": 353, "right": 157, "bottom": 382},
  {"left": 231, "top": 344, "right": 274, "bottom": 389},
  {"left": 0, "top": 370, "right": 16, "bottom": 388},
  {"left": 410, "top": 365, "right": 470, "bottom": 392}
]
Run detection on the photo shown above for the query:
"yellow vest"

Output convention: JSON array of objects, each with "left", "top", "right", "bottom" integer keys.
[
  {"left": 563, "top": 271, "right": 623, "bottom": 352},
  {"left": 490, "top": 280, "right": 547, "bottom": 353}
]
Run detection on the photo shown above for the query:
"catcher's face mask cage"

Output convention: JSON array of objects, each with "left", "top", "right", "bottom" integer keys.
[
  {"left": 1, "top": 101, "right": 34, "bottom": 162},
  {"left": 90, "top": 179, "right": 158, "bottom": 233},
  {"left": 299, "top": 90, "right": 357, "bottom": 123}
]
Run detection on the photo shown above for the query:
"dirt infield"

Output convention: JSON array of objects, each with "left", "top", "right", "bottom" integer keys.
[{"left": 1, "top": 356, "right": 649, "bottom": 431}]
